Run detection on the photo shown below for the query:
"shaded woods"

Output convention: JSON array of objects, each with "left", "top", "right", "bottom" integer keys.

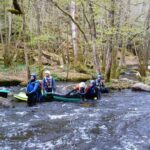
[{"left": 0, "top": 0, "right": 149, "bottom": 82}]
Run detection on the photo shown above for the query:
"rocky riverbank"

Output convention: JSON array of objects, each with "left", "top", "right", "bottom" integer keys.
[{"left": 0, "top": 65, "right": 92, "bottom": 86}]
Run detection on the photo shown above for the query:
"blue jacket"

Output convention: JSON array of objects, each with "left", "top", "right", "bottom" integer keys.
[
  {"left": 43, "top": 76, "right": 56, "bottom": 93},
  {"left": 27, "top": 80, "right": 40, "bottom": 94},
  {"left": 26, "top": 80, "right": 42, "bottom": 101},
  {"left": 88, "top": 85, "right": 96, "bottom": 95}
]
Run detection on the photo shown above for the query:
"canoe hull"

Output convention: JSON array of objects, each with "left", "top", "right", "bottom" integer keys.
[
  {"left": 14, "top": 95, "right": 28, "bottom": 101},
  {"left": 14, "top": 92, "right": 81, "bottom": 103},
  {"left": 0, "top": 90, "right": 10, "bottom": 98},
  {"left": 53, "top": 94, "right": 81, "bottom": 103}
]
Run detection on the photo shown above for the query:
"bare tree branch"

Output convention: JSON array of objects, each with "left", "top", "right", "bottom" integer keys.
[{"left": 50, "top": 0, "right": 90, "bottom": 46}]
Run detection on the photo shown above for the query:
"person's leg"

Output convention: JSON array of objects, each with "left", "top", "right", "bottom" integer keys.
[
  {"left": 39, "top": 92, "right": 43, "bottom": 103},
  {"left": 81, "top": 93, "right": 85, "bottom": 101},
  {"left": 96, "top": 87, "right": 101, "bottom": 99},
  {"left": 47, "top": 88, "right": 52, "bottom": 93},
  {"left": 27, "top": 95, "right": 32, "bottom": 107}
]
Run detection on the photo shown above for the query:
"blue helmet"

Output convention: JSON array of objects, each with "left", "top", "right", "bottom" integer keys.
[
  {"left": 90, "top": 80, "right": 95, "bottom": 84},
  {"left": 30, "top": 73, "right": 37, "bottom": 80},
  {"left": 97, "top": 74, "right": 102, "bottom": 79}
]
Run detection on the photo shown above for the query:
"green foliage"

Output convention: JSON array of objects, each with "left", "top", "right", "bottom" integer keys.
[
  {"left": 51, "top": 73, "right": 65, "bottom": 81},
  {"left": 7, "top": 8, "right": 22, "bottom": 15},
  {"left": 0, "top": 64, "right": 26, "bottom": 73},
  {"left": 28, "top": 34, "right": 56, "bottom": 47}
]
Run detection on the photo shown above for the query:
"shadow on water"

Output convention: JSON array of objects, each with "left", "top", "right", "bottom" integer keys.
[{"left": 0, "top": 84, "right": 150, "bottom": 150}]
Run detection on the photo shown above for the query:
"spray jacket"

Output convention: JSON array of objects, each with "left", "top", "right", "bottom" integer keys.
[
  {"left": 26, "top": 79, "right": 41, "bottom": 102},
  {"left": 43, "top": 76, "right": 56, "bottom": 93}
]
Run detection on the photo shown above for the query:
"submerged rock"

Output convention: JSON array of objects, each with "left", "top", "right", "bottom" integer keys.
[
  {"left": 132, "top": 83, "right": 150, "bottom": 92},
  {"left": 0, "top": 97, "right": 14, "bottom": 108}
]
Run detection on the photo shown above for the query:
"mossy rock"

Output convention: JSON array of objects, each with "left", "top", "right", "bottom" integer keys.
[
  {"left": 74, "top": 63, "right": 90, "bottom": 74},
  {"left": 0, "top": 80, "right": 21, "bottom": 86},
  {"left": 143, "top": 76, "right": 150, "bottom": 85},
  {"left": 7, "top": 8, "right": 23, "bottom": 15},
  {"left": 106, "top": 80, "right": 132, "bottom": 90}
]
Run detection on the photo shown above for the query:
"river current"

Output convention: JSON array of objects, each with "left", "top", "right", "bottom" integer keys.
[{"left": 0, "top": 86, "right": 150, "bottom": 150}]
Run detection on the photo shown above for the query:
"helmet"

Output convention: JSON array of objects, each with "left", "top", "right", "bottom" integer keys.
[
  {"left": 90, "top": 80, "right": 95, "bottom": 84},
  {"left": 97, "top": 74, "right": 102, "bottom": 79},
  {"left": 44, "top": 70, "right": 50, "bottom": 75},
  {"left": 30, "top": 73, "right": 37, "bottom": 79},
  {"left": 79, "top": 82, "right": 86, "bottom": 88}
]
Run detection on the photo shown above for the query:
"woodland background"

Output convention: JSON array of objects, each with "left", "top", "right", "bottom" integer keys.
[{"left": 0, "top": 0, "right": 149, "bottom": 83}]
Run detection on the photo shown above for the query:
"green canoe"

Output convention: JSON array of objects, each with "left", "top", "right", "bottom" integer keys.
[
  {"left": 53, "top": 94, "right": 81, "bottom": 102},
  {"left": 14, "top": 92, "right": 81, "bottom": 103},
  {"left": 0, "top": 89, "right": 10, "bottom": 98}
]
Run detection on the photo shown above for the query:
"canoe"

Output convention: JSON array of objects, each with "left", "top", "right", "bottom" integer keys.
[
  {"left": 53, "top": 94, "right": 81, "bottom": 102},
  {"left": 0, "top": 89, "right": 10, "bottom": 98},
  {"left": 14, "top": 91, "right": 82, "bottom": 103},
  {"left": 14, "top": 89, "right": 101, "bottom": 103},
  {"left": 14, "top": 92, "right": 28, "bottom": 101}
]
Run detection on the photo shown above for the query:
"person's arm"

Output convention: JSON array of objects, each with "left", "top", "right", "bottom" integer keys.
[
  {"left": 96, "top": 79, "right": 99, "bottom": 86},
  {"left": 30, "top": 82, "right": 39, "bottom": 94},
  {"left": 26, "top": 83, "right": 29, "bottom": 93},
  {"left": 52, "top": 78, "right": 56, "bottom": 92},
  {"left": 101, "top": 80, "right": 105, "bottom": 87},
  {"left": 26, "top": 83, "right": 30, "bottom": 95},
  {"left": 42, "top": 79, "right": 46, "bottom": 93},
  {"left": 85, "top": 86, "right": 90, "bottom": 94}
]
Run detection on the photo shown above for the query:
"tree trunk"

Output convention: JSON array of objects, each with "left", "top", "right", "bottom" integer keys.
[
  {"left": 120, "top": 0, "right": 131, "bottom": 68},
  {"left": 3, "top": 0, "right": 11, "bottom": 67},
  {"left": 89, "top": 0, "right": 100, "bottom": 73},
  {"left": 105, "top": 0, "right": 115, "bottom": 82},
  {"left": 8, "top": 0, "right": 13, "bottom": 44},
  {"left": 70, "top": 0, "right": 78, "bottom": 62},
  {"left": 22, "top": 0, "right": 30, "bottom": 80},
  {"left": 35, "top": 0, "right": 43, "bottom": 78},
  {"left": 66, "top": 26, "right": 70, "bottom": 81}
]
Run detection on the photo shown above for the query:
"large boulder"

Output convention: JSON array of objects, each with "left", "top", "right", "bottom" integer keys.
[
  {"left": 0, "top": 97, "right": 14, "bottom": 108},
  {"left": 132, "top": 83, "right": 150, "bottom": 92}
]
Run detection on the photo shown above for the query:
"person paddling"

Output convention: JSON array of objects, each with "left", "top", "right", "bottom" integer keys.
[
  {"left": 86, "top": 80, "right": 99, "bottom": 100},
  {"left": 26, "top": 73, "right": 41, "bottom": 107},
  {"left": 96, "top": 74, "right": 109, "bottom": 93},
  {"left": 43, "top": 70, "right": 56, "bottom": 94},
  {"left": 74, "top": 82, "right": 87, "bottom": 101}
]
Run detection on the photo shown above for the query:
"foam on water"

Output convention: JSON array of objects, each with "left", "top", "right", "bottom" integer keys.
[
  {"left": 0, "top": 89, "right": 150, "bottom": 150},
  {"left": 2, "top": 122, "right": 16, "bottom": 127},
  {"left": 15, "top": 111, "right": 27, "bottom": 116},
  {"left": 99, "top": 125, "right": 107, "bottom": 130},
  {"left": 48, "top": 114, "right": 68, "bottom": 120},
  {"left": 78, "top": 127, "right": 91, "bottom": 141},
  {"left": 122, "top": 141, "right": 138, "bottom": 150}
]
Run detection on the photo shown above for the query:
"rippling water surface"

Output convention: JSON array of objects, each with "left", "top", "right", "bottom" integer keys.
[{"left": 0, "top": 88, "right": 150, "bottom": 150}]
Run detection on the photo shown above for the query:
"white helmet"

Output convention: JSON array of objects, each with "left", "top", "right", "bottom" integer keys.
[
  {"left": 79, "top": 82, "right": 86, "bottom": 88},
  {"left": 44, "top": 70, "right": 50, "bottom": 75}
]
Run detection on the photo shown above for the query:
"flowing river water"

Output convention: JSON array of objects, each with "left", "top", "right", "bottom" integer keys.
[{"left": 0, "top": 84, "right": 150, "bottom": 150}]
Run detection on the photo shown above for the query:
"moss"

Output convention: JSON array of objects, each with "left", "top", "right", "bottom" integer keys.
[
  {"left": 7, "top": 8, "right": 22, "bottom": 15},
  {"left": 106, "top": 79, "right": 133, "bottom": 91},
  {"left": 74, "top": 63, "right": 87, "bottom": 74},
  {"left": 143, "top": 76, "right": 150, "bottom": 85},
  {"left": 51, "top": 73, "right": 65, "bottom": 81},
  {"left": 74, "top": 62, "right": 94, "bottom": 75}
]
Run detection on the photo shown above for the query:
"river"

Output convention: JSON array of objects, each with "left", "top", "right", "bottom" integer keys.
[{"left": 0, "top": 87, "right": 150, "bottom": 150}]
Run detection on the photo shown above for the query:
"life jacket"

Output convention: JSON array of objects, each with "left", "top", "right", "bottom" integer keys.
[
  {"left": 74, "top": 84, "right": 86, "bottom": 94},
  {"left": 39, "top": 80, "right": 43, "bottom": 90},
  {"left": 44, "top": 76, "right": 54, "bottom": 89},
  {"left": 86, "top": 85, "right": 96, "bottom": 95}
]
